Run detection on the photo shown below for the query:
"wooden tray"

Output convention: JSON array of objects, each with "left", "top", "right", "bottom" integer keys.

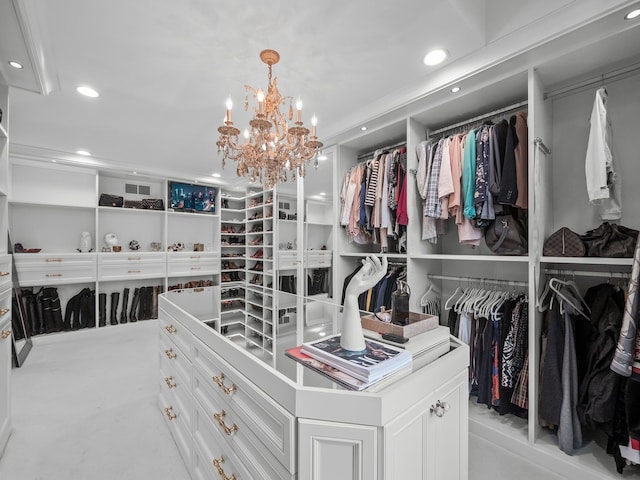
[{"left": 361, "top": 311, "right": 439, "bottom": 338}]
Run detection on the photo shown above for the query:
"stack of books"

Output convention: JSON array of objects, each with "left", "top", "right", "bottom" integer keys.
[
  {"left": 362, "top": 325, "right": 451, "bottom": 369},
  {"left": 286, "top": 333, "right": 412, "bottom": 391}
]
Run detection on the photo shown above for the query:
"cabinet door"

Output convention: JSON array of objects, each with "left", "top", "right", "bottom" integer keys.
[
  {"left": 298, "top": 418, "right": 377, "bottom": 480},
  {"left": 384, "top": 370, "right": 468, "bottom": 480},
  {"left": 0, "top": 316, "right": 11, "bottom": 454},
  {"left": 427, "top": 371, "right": 468, "bottom": 480}
]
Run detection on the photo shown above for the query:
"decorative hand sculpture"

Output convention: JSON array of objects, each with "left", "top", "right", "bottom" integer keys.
[{"left": 341, "top": 255, "right": 389, "bottom": 351}]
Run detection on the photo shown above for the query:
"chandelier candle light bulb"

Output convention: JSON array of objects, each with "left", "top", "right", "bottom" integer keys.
[{"left": 216, "top": 49, "right": 323, "bottom": 188}]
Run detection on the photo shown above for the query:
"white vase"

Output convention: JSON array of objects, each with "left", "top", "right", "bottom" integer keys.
[{"left": 79, "top": 231, "right": 92, "bottom": 252}]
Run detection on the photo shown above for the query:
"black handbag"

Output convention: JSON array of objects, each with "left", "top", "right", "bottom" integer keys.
[
  {"left": 141, "top": 198, "right": 164, "bottom": 210},
  {"left": 484, "top": 213, "right": 528, "bottom": 255},
  {"left": 99, "top": 193, "right": 124, "bottom": 207},
  {"left": 580, "top": 222, "right": 639, "bottom": 257}
]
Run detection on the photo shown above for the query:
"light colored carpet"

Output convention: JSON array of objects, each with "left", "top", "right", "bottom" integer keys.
[{"left": 0, "top": 321, "right": 189, "bottom": 480}]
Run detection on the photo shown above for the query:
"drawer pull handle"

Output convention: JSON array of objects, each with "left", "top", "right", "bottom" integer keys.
[
  {"left": 164, "top": 376, "right": 176, "bottom": 389},
  {"left": 212, "top": 373, "right": 236, "bottom": 395},
  {"left": 0, "top": 271, "right": 9, "bottom": 276},
  {"left": 212, "top": 456, "right": 236, "bottom": 480},
  {"left": 190, "top": 255, "right": 201, "bottom": 259},
  {"left": 430, "top": 400, "right": 450, "bottom": 418},
  {"left": 1, "top": 330, "right": 11, "bottom": 340},
  {"left": 213, "top": 410, "right": 238, "bottom": 435},
  {"left": 128, "top": 256, "right": 141, "bottom": 260},
  {"left": 165, "top": 325, "right": 177, "bottom": 334},
  {"left": 128, "top": 270, "right": 141, "bottom": 273},
  {"left": 0, "top": 308, "right": 9, "bottom": 317},
  {"left": 190, "top": 267, "right": 201, "bottom": 271},
  {"left": 46, "top": 258, "right": 63, "bottom": 263},
  {"left": 46, "top": 273, "right": 63, "bottom": 277},
  {"left": 164, "top": 348, "right": 177, "bottom": 360},
  {"left": 164, "top": 406, "right": 176, "bottom": 420}
]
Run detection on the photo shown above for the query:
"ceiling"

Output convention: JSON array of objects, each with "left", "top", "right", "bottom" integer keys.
[{"left": 1, "top": 0, "right": 640, "bottom": 197}]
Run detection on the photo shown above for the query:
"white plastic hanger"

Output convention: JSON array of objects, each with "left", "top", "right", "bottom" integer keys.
[
  {"left": 548, "top": 277, "right": 590, "bottom": 319},
  {"left": 444, "top": 285, "right": 464, "bottom": 311}
]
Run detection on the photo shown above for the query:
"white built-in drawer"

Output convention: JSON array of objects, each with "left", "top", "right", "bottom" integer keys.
[
  {"left": 98, "top": 252, "right": 166, "bottom": 280},
  {"left": 158, "top": 388, "right": 192, "bottom": 469},
  {"left": 0, "top": 255, "right": 11, "bottom": 292},
  {"left": 159, "top": 333, "right": 191, "bottom": 391},
  {"left": 14, "top": 253, "right": 96, "bottom": 286},
  {"left": 192, "top": 336, "right": 295, "bottom": 474},
  {"left": 304, "top": 250, "right": 332, "bottom": 268},
  {"left": 167, "top": 252, "right": 220, "bottom": 276},
  {"left": 1, "top": 288, "right": 11, "bottom": 322},
  {"left": 192, "top": 407, "right": 253, "bottom": 480},
  {"left": 159, "top": 314, "right": 192, "bottom": 363},
  {"left": 278, "top": 250, "right": 298, "bottom": 270},
  {"left": 192, "top": 395, "right": 292, "bottom": 480}
]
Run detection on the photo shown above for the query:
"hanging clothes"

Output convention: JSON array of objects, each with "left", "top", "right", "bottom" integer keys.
[{"left": 585, "top": 87, "right": 621, "bottom": 221}]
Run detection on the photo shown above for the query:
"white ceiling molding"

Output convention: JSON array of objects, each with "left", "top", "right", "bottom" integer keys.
[{"left": 11, "top": 0, "right": 60, "bottom": 95}]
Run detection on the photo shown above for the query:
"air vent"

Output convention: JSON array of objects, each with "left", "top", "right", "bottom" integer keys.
[{"left": 125, "top": 183, "right": 151, "bottom": 195}]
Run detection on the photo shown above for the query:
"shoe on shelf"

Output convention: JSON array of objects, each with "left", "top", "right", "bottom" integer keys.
[
  {"left": 249, "top": 236, "right": 263, "bottom": 245},
  {"left": 228, "top": 261, "right": 239, "bottom": 269},
  {"left": 221, "top": 273, "right": 231, "bottom": 282},
  {"left": 251, "top": 249, "right": 264, "bottom": 258}
]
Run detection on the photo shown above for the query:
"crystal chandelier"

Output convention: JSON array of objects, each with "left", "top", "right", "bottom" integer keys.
[{"left": 216, "top": 49, "right": 323, "bottom": 189}]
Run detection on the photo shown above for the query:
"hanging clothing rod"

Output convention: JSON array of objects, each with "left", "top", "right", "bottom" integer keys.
[
  {"left": 356, "top": 140, "right": 407, "bottom": 161},
  {"left": 427, "top": 273, "right": 528, "bottom": 288},
  {"left": 544, "top": 268, "right": 631, "bottom": 279},
  {"left": 545, "top": 62, "right": 640, "bottom": 100},
  {"left": 534, "top": 137, "right": 551, "bottom": 155},
  {"left": 427, "top": 100, "right": 528, "bottom": 138}
]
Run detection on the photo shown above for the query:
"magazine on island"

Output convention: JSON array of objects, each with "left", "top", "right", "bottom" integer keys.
[
  {"left": 300, "top": 333, "right": 412, "bottom": 382},
  {"left": 285, "top": 346, "right": 412, "bottom": 392}
]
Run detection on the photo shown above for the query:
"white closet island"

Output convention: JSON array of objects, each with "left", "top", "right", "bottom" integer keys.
[{"left": 157, "top": 287, "right": 469, "bottom": 480}]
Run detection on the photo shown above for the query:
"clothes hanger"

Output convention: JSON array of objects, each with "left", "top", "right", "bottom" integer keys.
[
  {"left": 537, "top": 276, "right": 554, "bottom": 313},
  {"left": 444, "top": 285, "right": 463, "bottom": 311},
  {"left": 549, "top": 277, "right": 590, "bottom": 319}
]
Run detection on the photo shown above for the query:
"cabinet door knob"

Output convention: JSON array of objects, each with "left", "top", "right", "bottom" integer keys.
[
  {"left": 213, "top": 410, "right": 238, "bottom": 435},
  {"left": 1, "top": 330, "right": 11, "bottom": 340},
  {"left": 212, "top": 373, "right": 237, "bottom": 395},
  {"left": 164, "top": 406, "right": 176, "bottom": 420},
  {"left": 164, "top": 348, "right": 177, "bottom": 360},
  {"left": 430, "top": 400, "right": 451, "bottom": 418},
  {"left": 164, "top": 376, "right": 176, "bottom": 389},
  {"left": 0, "top": 308, "right": 10, "bottom": 317},
  {"left": 212, "top": 456, "right": 237, "bottom": 480},
  {"left": 0, "top": 271, "right": 9, "bottom": 276},
  {"left": 164, "top": 324, "right": 177, "bottom": 334}
]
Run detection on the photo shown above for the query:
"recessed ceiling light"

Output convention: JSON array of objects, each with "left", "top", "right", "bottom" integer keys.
[
  {"left": 319, "top": 192, "right": 327, "bottom": 196},
  {"left": 451, "top": 86, "right": 461, "bottom": 93},
  {"left": 76, "top": 86, "right": 100, "bottom": 98},
  {"left": 361, "top": 126, "right": 368, "bottom": 131},
  {"left": 51, "top": 159, "right": 57, "bottom": 163},
  {"left": 625, "top": 9, "right": 640, "bottom": 19},
  {"left": 9, "top": 61, "right": 23, "bottom": 69},
  {"left": 212, "top": 173, "right": 221, "bottom": 178},
  {"left": 423, "top": 48, "right": 448, "bottom": 66},
  {"left": 76, "top": 150, "right": 91, "bottom": 156}
]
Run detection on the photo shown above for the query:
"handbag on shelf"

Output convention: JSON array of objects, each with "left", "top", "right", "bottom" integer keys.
[
  {"left": 580, "top": 222, "right": 639, "bottom": 258},
  {"left": 543, "top": 227, "right": 586, "bottom": 257},
  {"left": 141, "top": 198, "right": 164, "bottom": 210},
  {"left": 99, "top": 193, "right": 124, "bottom": 207},
  {"left": 124, "top": 199, "right": 143, "bottom": 209},
  {"left": 484, "top": 212, "right": 528, "bottom": 256}
]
